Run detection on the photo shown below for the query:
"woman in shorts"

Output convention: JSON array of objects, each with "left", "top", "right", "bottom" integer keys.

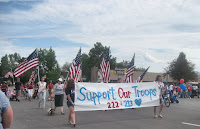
[
  {"left": 65, "top": 78, "right": 75, "bottom": 127},
  {"left": 154, "top": 75, "right": 164, "bottom": 118}
]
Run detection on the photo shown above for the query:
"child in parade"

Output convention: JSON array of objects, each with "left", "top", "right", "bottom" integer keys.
[
  {"left": 27, "top": 82, "right": 34, "bottom": 101},
  {"left": 47, "top": 80, "right": 54, "bottom": 101}
]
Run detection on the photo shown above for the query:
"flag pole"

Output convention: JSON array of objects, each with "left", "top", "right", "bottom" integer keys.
[
  {"left": 11, "top": 68, "right": 14, "bottom": 86},
  {"left": 64, "top": 72, "right": 70, "bottom": 85},
  {"left": 37, "top": 48, "right": 40, "bottom": 82}
]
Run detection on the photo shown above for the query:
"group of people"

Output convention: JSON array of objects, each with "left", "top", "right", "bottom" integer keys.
[
  {"left": 0, "top": 77, "right": 76, "bottom": 127},
  {"left": 1, "top": 74, "right": 199, "bottom": 128},
  {"left": 165, "top": 83, "right": 196, "bottom": 99},
  {"left": 37, "top": 77, "right": 76, "bottom": 126}
]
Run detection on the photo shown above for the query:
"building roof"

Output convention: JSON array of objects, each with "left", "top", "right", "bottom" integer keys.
[
  {"left": 132, "top": 71, "right": 175, "bottom": 82},
  {"left": 97, "top": 68, "right": 200, "bottom": 83}
]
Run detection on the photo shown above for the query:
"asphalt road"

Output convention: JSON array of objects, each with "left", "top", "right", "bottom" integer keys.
[{"left": 9, "top": 95, "right": 200, "bottom": 129}]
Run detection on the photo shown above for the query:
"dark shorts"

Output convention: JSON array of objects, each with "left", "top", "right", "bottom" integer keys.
[
  {"left": 55, "top": 94, "right": 64, "bottom": 107},
  {"left": 67, "top": 100, "right": 74, "bottom": 107}
]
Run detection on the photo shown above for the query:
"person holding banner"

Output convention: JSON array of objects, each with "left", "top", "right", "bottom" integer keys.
[
  {"left": 154, "top": 75, "right": 164, "bottom": 118},
  {"left": 51, "top": 78, "right": 65, "bottom": 115},
  {"left": 38, "top": 77, "right": 46, "bottom": 108},
  {"left": 65, "top": 78, "right": 76, "bottom": 127}
]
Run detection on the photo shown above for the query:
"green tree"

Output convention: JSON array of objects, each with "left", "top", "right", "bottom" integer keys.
[
  {"left": 82, "top": 42, "right": 117, "bottom": 81},
  {"left": 135, "top": 67, "right": 146, "bottom": 72},
  {"left": 116, "top": 61, "right": 145, "bottom": 71},
  {"left": 116, "top": 61, "right": 128, "bottom": 69},
  {"left": 81, "top": 53, "right": 90, "bottom": 81},
  {"left": 88, "top": 42, "right": 116, "bottom": 69},
  {"left": 38, "top": 48, "right": 61, "bottom": 83},
  {"left": 164, "top": 52, "right": 197, "bottom": 82},
  {"left": 61, "top": 62, "right": 71, "bottom": 72},
  {"left": 0, "top": 54, "right": 9, "bottom": 77},
  {"left": 8, "top": 53, "right": 21, "bottom": 68}
]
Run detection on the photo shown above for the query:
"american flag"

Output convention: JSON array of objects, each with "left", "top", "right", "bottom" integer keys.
[
  {"left": 136, "top": 66, "right": 150, "bottom": 83},
  {"left": 4, "top": 69, "right": 13, "bottom": 78},
  {"left": 125, "top": 54, "right": 135, "bottom": 83},
  {"left": 69, "top": 48, "right": 81, "bottom": 83},
  {"left": 28, "top": 68, "right": 37, "bottom": 85},
  {"left": 77, "top": 64, "right": 82, "bottom": 82},
  {"left": 14, "top": 49, "right": 39, "bottom": 78},
  {"left": 32, "top": 68, "right": 38, "bottom": 82},
  {"left": 100, "top": 49, "right": 110, "bottom": 83}
]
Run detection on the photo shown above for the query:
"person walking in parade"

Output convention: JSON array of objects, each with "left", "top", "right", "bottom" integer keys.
[
  {"left": 51, "top": 78, "right": 65, "bottom": 115},
  {"left": 27, "top": 82, "right": 34, "bottom": 101},
  {"left": 38, "top": 77, "right": 46, "bottom": 109},
  {"left": 15, "top": 78, "right": 21, "bottom": 102},
  {"left": 154, "top": 75, "right": 164, "bottom": 118},
  {"left": 47, "top": 80, "right": 54, "bottom": 101},
  {"left": 65, "top": 78, "right": 76, "bottom": 127}
]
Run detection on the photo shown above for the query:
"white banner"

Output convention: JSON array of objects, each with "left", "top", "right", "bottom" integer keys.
[{"left": 75, "top": 82, "right": 159, "bottom": 111}]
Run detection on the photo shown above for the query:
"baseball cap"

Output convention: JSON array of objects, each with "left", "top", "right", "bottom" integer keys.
[{"left": 58, "top": 78, "right": 63, "bottom": 82}]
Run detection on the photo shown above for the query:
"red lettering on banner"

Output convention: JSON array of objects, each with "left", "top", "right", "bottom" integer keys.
[{"left": 118, "top": 88, "right": 131, "bottom": 99}]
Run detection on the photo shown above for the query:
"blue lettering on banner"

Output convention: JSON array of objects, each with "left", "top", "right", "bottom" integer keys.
[
  {"left": 124, "top": 100, "right": 133, "bottom": 107},
  {"left": 78, "top": 87, "right": 86, "bottom": 101},
  {"left": 77, "top": 86, "right": 117, "bottom": 105},
  {"left": 132, "top": 86, "right": 157, "bottom": 100},
  {"left": 109, "top": 87, "right": 117, "bottom": 100}
]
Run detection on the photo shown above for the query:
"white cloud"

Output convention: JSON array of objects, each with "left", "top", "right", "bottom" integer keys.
[
  {"left": 144, "top": 53, "right": 164, "bottom": 63},
  {"left": 1, "top": 0, "right": 200, "bottom": 72}
]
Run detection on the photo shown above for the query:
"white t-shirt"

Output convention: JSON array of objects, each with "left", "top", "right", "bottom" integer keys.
[
  {"left": 155, "top": 81, "right": 164, "bottom": 96},
  {"left": 169, "top": 85, "right": 173, "bottom": 91},
  {"left": 38, "top": 82, "right": 46, "bottom": 92}
]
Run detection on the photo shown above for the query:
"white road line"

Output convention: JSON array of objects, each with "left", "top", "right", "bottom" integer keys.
[{"left": 182, "top": 122, "right": 200, "bottom": 127}]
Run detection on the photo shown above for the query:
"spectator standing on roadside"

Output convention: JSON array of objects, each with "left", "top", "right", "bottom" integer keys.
[
  {"left": 187, "top": 84, "right": 192, "bottom": 99},
  {"left": 15, "top": 78, "right": 21, "bottom": 102},
  {"left": 117, "top": 78, "right": 122, "bottom": 83},
  {"left": 1, "top": 81, "right": 9, "bottom": 96},
  {"left": 0, "top": 90, "right": 13, "bottom": 129},
  {"left": 177, "top": 86, "right": 181, "bottom": 97}
]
